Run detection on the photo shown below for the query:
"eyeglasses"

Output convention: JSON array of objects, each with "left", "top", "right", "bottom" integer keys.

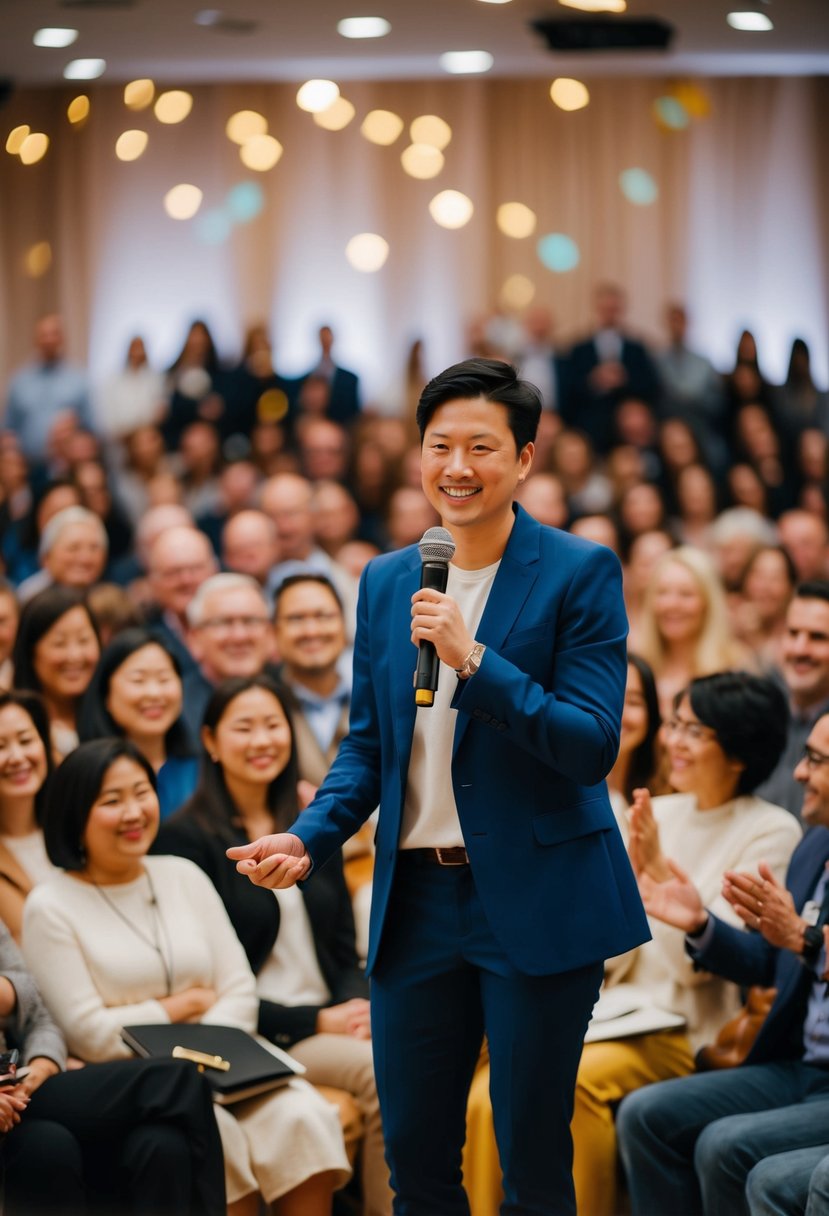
[
  {"left": 800, "top": 744, "right": 829, "bottom": 770},
  {"left": 198, "top": 616, "right": 269, "bottom": 632},
  {"left": 663, "top": 716, "right": 718, "bottom": 743},
  {"left": 277, "top": 611, "right": 341, "bottom": 628}
]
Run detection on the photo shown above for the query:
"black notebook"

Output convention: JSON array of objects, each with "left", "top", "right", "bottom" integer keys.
[{"left": 122, "top": 1023, "right": 303, "bottom": 1105}]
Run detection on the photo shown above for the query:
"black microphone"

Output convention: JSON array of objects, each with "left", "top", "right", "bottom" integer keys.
[{"left": 414, "top": 526, "right": 456, "bottom": 708}]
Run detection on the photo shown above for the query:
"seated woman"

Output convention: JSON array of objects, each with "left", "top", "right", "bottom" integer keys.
[
  {"left": 464, "top": 671, "right": 802, "bottom": 1216},
  {"left": 0, "top": 918, "right": 225, "bottom": 1216},
  {"left": 78, "top": 627, "right": 198, "bottom": 819},
  {"left": 22, "top": 737, "right": 352, "bottom": 1216},
  {"left": 606, "top": 654, "right": 664, "bottom": 816},
  {"left": 157, "top": 675, "right": 392, "bottom": 1216},
  {"left": 11, "top": 586, "right": 101, "bottom": 760},
  {"left": 0, "top": 691, "right": 56, "bottom": 942}
]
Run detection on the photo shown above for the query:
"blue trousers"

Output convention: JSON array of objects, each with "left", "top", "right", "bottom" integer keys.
[
  {"left": 370, "top": 858, "right": 602, "bottom": 1216},
  {"left": 617, "top": 1061, "right": 829, "bottom": 1216},
  {"left": 747, "top": 1142, "right": 829, "bottom": 1216}
]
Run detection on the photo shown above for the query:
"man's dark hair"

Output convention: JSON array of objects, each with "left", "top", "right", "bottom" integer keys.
[
  {"left": 794, "top": 581, "right": 829, "bottom": 605},
  {"left": 43, "top": 737, "right": 157, "bottom": 870},
  {"left": 273, "top": 573, "right": 343, "bottom": 617},
  {"left": 680, "top": 671, "right": 789, "bottom": 795},
  {"left": 415, "top": 358, "right": 542, "bottom": 453}
]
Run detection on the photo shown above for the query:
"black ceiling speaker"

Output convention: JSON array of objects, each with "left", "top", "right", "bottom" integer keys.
[
  {"left": 531, "top": 16, "right": 674, "bottom": 52},
  {"left": 0, "top": 80, "right": 14, "bottom": 110}
]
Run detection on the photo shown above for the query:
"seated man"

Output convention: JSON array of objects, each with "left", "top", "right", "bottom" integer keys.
[{"left": 617, "top": 710, "right": 829, "bottom": 1216}]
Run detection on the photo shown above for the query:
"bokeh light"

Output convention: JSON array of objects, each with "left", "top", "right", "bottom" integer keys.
[
  {"left": 345, "top": 233, "right": 390, "bottom": 272},
  {"left": 154, "top": 91, "right": 193, "bottom": 124},
  {"left": 239, "top": 134, "right": 283, "bottom": 172},
  {"left": 115, "top": 130, "right": 149, "bottom": 162},
  {"left": 653, "top": 96, "right": 690, "bottom": 130},
  {"left": 67, "top": 96, "right": 90, "bottom": 125},
  {"left": 124, "top": 79, "right": 155, "bottom": 110},
  {"left": 314, "top": 97, "right": 356, "bottom": 131},
  {"left": 24, "top": 241, "right": 52, "bottom": 278},
  {"left": 361, "top": 109, "right": 404, "bottom": 145},
  {"left": 296, "top": 80, "right": 340, "bottom": 113},
  {"left": 401, "top": 143, "right": 444, "bottom": 180},
  {"left": 619, "top": 168, "right": 659, "bottom": 205},
  {"left": 258, "top": 389, "right": 289, "bottom": 422},
  {"left": 672, "top": 82, "right": 711, "bottom": 119},
  {"left": 6, "top": 126, "right": 30, "bottom": 155},
  {"left": 550, "top": 78, "right": 590, "bottom": 111},
  {"left": 34, "top": 28, "right": 78, "bottom": 48},
  {"left": 226, "top": 110, "right": 268, "bottom": 145},
  {"left": 337, "top": 17, "right": 391, "bottom": 38},
  {"left": 64, "top": 59, "right": 106, "bottom": 80},
  {"left": 195, "top": 209, "right": 233, "bottom": 246},
  {"left": 19, "top": 133, "right": 50, "bottom": 165},
  {"left": 429, "top": 190, "right": 474, "bottom": 229},
  {"left": 410, "top": 115, "right": 452, "bottom": 150},
  {"left": 226, "top": 181, "right": 265, "bottom": 223},
  {"left": 727, "top": 11, "right": 773, "bottom": 30},
  {"left": 164, "top": 184, "right": 203, "bottom": 220},
  {"left": 537, "top": 233, "right": 580, "bottom": 272},
  {"left": 500, "top": 274, "right": 536, "bottom": 310},
  {"left": 559, "top": 0, "right": 626, "bottom": 9},
  {"left": 439, "top": 51, "right": 494, "bottom": 74},
  {"left": 497, "top": 202, "right": 537, "bottom": 239}
]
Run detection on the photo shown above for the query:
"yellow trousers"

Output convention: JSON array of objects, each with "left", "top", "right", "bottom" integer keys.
[{"left": 463, "top": 1031, "right": 695, "bottom": 1216}]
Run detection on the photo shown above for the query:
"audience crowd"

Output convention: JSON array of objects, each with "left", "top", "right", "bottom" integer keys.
[{"left": 0, "top": 284, "right": 828, "bottom": 1214}]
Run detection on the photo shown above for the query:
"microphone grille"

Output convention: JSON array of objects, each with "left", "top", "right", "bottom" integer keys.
[{"left": 418, "top": 526, "right": 456, "bottom": 563}]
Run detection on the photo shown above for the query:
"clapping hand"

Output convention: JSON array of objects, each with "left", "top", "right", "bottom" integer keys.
[
  {"left": 637, "top": 858, "right": 708, "bottom": 934},
  {"left": 628, "top": 788, "right": 671, "bottom": 882},
  {"left": 723, "top": 862, "right": 805, "bottom": 952}
]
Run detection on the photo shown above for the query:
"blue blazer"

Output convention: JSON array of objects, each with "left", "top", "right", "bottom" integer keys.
[
  {"left": 293, "top": 505, "right": 650, "bottom": 976},
  {"left": 688, "top": 825, "right": 829, "bottom": 1065}
]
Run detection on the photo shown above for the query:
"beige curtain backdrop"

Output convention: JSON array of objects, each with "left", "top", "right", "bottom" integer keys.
[{"left": 1, "top": 75, "right": 827, "bottom": 402}]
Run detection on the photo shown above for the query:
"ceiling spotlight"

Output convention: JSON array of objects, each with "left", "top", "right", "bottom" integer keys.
[
  {"left": 726, "top": 11, "right": 773, "bottom": 30},
  {"left": 558, "top": 0, "right": 626, "bottom": 10},
  {"left": 64, "top": 59, "right": 106, "bottom": 80},
  {"left": 34, "top": 28, "right": 78, "bottom": 48},
  {"left": 440, "top": 50, "right": 494, "bottom": 74},
  {"left": 337, "top": 17, "right": 391, "bottom": 38}
]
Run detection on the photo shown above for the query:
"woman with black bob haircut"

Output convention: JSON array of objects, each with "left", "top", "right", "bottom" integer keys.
[
  {"left": 157, "top": 673, "right": 392, "bottom": 1216},
  {"left": 11, "top": 585, "right": 100, "bottom": 759},
  {"left": 77, "top": 628, "right": 198, "bottom": 820},
  {"left": 415, "top": 357, "right": 542, "bottom": 453},
  {"left": 25, "top": 734, "right": 352, "bottom": 1215}
]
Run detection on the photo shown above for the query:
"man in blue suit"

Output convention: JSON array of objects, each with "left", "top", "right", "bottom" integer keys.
[
  {"left": 617, "top": 710, "right": 829, "bottom": 1216},
  {"left": 230, "top": 358, "right": 649, "bottom": 1214}
]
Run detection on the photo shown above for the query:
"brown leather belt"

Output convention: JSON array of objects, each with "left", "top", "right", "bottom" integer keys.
[{"left": 398, "top": 847, "right": 469, "bottom": 867}]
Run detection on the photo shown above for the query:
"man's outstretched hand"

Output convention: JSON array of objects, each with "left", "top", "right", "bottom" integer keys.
[{"left": 227, "top": 832, "right": 311, "bottom": 889}]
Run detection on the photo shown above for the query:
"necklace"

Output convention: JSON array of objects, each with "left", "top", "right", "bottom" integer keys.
[{"left": 90, "top": 868, "right": 173, "bottom": 996}]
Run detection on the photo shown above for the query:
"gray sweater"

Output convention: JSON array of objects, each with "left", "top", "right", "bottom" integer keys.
[{"left": 0, "top": 921, "right": 66, "bottom": 1069}]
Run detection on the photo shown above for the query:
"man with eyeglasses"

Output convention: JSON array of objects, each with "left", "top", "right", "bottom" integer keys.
[
  {"left": 180, "top": 572, "right": 277, "bottom": 737},
  {"left": 616, "top": 709, "right": 829, "bottom": 1216},
  {"left": 756, "top": 581, "right": 829, "bottom": 820}
]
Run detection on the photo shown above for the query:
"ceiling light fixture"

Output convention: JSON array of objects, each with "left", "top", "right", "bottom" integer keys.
[
  {"left": 64, "top": 59, "right": 106, "bottom": 80},
  {"left": 726, "top": 11, "right": 773, "bottom": 30},
  {"left": 34, "top": 28, "right": 79, "bottom": 48},
  {"left": 558, "top": 0, "right": 626, "bottom": 11},
  {"left": 440, "top": 50, "right": 494, "bottom": 74},
  {"left": 337, "top": 17, "right": 391, "bottom": 38}
]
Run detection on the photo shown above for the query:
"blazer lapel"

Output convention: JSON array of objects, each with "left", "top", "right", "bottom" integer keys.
[{"left": 389, "top": 553, "right": 421, "bottom": 787}]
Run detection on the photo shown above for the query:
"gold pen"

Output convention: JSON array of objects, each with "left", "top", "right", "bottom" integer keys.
[{"left": 172, "top": 1046, "right": 231, "bottom": 1072}]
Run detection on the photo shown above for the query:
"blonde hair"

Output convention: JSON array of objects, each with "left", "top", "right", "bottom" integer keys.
[{"left": 637, "top": 545, "right": 743, "bottom": 678}]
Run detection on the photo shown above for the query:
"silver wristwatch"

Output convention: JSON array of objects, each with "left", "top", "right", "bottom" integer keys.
[{"left": 455, "top": 642, "right": 486, "bottom": 680}]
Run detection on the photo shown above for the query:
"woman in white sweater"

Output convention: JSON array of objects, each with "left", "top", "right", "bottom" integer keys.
[{"left": 22, "top": 737, "right": 351, "bottom": 1216}]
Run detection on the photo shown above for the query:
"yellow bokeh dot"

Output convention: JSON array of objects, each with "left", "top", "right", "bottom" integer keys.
[
  {"left": 5, "top": 125, "right": 30, "bottom": 155},
  {"left": 296, "top": 80, "right": 340, "bottom": 113},
  {"left": 239, "top": 134, "right": 283, "bottom": 172},
  {"left": 497, "top": 202, "right": 537, "bottom": 239},
  {"left": 67, "top": 95, "right": 90, "bottom": 125},
  {"left": 19, "top": 133, "right": 50, "bottom": 165},
  {"left": 429, "top": 190, "right": 474, "bottom": 229},
  {"left": 500, "top": 274, "right": 536, "bottom": 310},
  {"left": 314, "top": 97, "right": 356, "bottom": 131},
  {"left": 345, "top": 233, "right": 389, "bottom": 272},
  {"left": 257, "top": 389, "right": 289, "bottom": 423},
  {"left": 124, "top": 79, "right": 155, "bottom": 110},
  {"left": 360, "top": 109, "right": 404, "bottom": 146},
  {"left": 24, "top": 241, "right": 52, "bottom": 278},
  {"left": 154, "top": 91, "right": 193, "bottom": 125},
  {"left": 115, "top": 130, "right": 149, "bottom": 161},
  {"left": 550, "top": 78, "right": 590, "bottom": 112},
  {"left": 672, "top": 82, "right": 711, "bottom": 119},
  {"left": 401, "top": 143, "right": 444, "bottom": 180},
  {"left": 409, "top": 115, "right": 452, "bottom": 150},
  {"left": 226, "top": 110, "right": 268, "bottom": 145},
  {"left": 163, "top": 183, "right": 203, "bottom": 220}
]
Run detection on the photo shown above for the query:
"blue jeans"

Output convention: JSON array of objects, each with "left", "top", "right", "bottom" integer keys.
[
  {"left": 747, "top": 1144, "right": 829, "bottom": 1216},
  {"left": 370, "top": 858, "right": 603, "bottom": 1216},
  {"left": 616, "top": 1061, "right": 829, "bottom": 1216}
]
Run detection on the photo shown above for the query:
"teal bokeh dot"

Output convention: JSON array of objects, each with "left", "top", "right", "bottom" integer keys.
[
  {"left": 537, "top": 233, "right": 580, "bottom": 273},
  {"left": 226, "top": 181, "right": 265, "bottom": 223},
  {"left": 654, "top": 96, "right": 690, "bottom": 130},
  {"left": 619, "top": 168, "right": 659, "bottom": 205}
]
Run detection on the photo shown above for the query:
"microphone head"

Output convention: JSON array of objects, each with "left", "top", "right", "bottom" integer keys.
[{"left": 418, "top": 526, "right": 456, "bottom": 564}]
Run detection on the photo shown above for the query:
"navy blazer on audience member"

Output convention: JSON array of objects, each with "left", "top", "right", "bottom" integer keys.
[
  {"left": 688, "top": 826, "right": 829, "bottom": 1065},
  {"left": 155, "top": 801, "right": 367, "bottom": 1049},
  {"left": 562, "top": 335, "right": 659, "bottom": 452}
]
